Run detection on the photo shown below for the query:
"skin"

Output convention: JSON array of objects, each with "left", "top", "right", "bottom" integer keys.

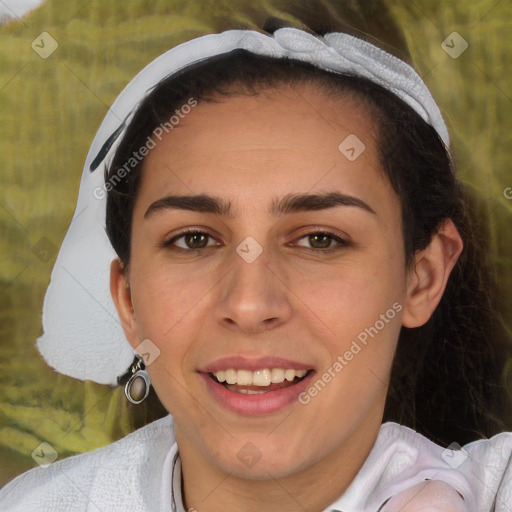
[{"left": 111, "top": 83, "right": 463, "bottom": 512}]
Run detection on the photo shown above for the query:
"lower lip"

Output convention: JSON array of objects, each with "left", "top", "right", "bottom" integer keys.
[{"left": 200, "top": 372, "right": 315, "bottom": 416}]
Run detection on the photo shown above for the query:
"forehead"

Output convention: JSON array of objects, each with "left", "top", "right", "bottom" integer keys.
[{"left": 135, "top": 83, "right": 395, "bottom": 218}]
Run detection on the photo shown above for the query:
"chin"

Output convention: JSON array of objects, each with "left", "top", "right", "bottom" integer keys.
[{"left": 208, "top": 440, "right": 314, "bottom": 481}]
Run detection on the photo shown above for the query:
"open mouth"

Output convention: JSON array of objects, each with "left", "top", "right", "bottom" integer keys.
[{"left": 209, "top": 368, "right": 312, "bottom": 394}]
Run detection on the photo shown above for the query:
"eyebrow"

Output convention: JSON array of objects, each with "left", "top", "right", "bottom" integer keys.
[{"left": 144, "top": 191, "right": 376, "bottom": 219}]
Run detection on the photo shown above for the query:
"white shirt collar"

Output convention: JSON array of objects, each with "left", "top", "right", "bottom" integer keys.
[{"left": 162, "top": 420, "right": 512, "bottom": 512}]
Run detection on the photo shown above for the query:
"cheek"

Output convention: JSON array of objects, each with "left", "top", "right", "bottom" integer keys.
[
  {"left": 127, "top": 256, "right": 231, "bottom": 387},
  {"left": 129, "top": 257, "right": 213, "bottom": 336},
  {"left": 128, "top": 266, "right": 208, "bottom": 410},
  {"left": 291, "top": 248, "right": 406, "bottom": 407},
  {"left": 291, "top": 251, "right": 404, "bottom": 335}
]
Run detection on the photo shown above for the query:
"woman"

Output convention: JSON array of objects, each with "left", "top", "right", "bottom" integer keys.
[{"left": 1, "top": 10, "right": 511, "bottom": 512}]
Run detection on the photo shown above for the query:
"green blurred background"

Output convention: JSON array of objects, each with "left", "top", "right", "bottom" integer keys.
[{"left": 0, "top": 0, "right": 511, "bottom": 487}]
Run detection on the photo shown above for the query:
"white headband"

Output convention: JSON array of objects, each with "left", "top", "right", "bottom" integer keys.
[{"left": 36, "top": 27, "right": 450, "bottom": 386}]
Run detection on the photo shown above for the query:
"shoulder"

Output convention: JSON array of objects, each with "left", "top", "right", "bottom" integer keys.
[
  {"left": 0, "top": 415, "right": 175, "bottom": 512},
  {"left": 372, "top": 423, "right": 512, "bottom": 510}
]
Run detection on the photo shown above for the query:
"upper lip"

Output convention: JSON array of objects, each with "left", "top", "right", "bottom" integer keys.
[{"left": 199, "top": 356, "right": 314, "bottom": 373}]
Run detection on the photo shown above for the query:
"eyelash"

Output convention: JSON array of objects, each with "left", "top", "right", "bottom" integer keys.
[{"left": 161, "top": 227, "right": 351, "bottom": 255}]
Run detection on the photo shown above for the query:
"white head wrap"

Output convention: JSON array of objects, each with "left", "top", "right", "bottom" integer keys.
[{"left": 36, "top": 27, "right": 450, "bottom": 386}]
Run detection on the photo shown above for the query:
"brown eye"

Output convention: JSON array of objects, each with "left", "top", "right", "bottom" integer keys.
[
  {"left": 307, "top": 233, "right": 333, "bottom": 249},
  {"left": 295, "top": 232, "right": 348, "bottom": 251},
  {"left": 163, "top": 230, "right": 219, "bottom": 252},
  {"left": 183, "top": 232, "right": 209, "bottom": 249}
]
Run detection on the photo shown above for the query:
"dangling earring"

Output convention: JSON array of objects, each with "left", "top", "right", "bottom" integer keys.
[{"left": 117, "top": 354, "right": 150, "bottom": 404}]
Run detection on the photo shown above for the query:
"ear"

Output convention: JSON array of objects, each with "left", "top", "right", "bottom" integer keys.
[
  {"left": 110, "top": 258, "right": 140, "bottom": 349},
  {"left": 402, "top": 218, "right": 463, "bottom": 328}
]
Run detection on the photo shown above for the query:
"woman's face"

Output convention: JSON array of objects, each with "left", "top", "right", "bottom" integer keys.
[{"left": 119, "top": 84, "right": 410, "bottom": 479}]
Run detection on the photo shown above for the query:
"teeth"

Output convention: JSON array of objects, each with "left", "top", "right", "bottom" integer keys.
[
  {"left": 271, "top": 368, "right": 285, "bottom": 383},
  {"left": 237, "top": 369, "right": 253, "bottom": 386},
  {"left": 253, "top": 369, "right": 271, "bottom": 386},
  {"left": 225, "top": 369, "right": 237, "bottom": 385},
  {"left": 285, "top": 369, "right": 296, "bottom": 381},
  {"left": 213, "top": 368, "right": 308, "bottom": 386}
]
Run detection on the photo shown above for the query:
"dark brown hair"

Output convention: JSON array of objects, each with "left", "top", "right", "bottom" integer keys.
[{"left": 103, "top": 48, "right": 511, "bottom": 446}]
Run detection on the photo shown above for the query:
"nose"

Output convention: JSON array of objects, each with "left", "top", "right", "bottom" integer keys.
[{"left": 214, "top": 245, "right": 293, "bottom": 334}]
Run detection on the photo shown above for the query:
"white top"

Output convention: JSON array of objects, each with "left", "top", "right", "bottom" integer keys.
[{"left": 0, "top": 415, "right": 511, "bottom": 511}]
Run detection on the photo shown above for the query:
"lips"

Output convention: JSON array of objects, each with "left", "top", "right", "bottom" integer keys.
[{"left": 198, "top": 356, "right": 315, "bottom": 415}]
